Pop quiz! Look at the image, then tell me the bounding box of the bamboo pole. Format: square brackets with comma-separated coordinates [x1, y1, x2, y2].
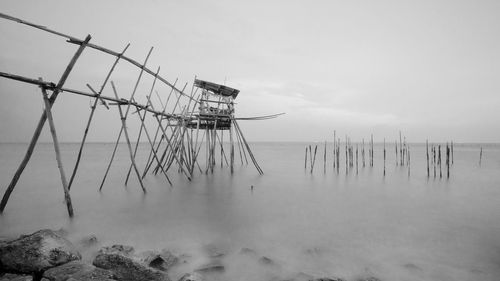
[233, 120, 263, 174]
[304, 147, 308, 170]
[383, 138, 386, 177]
[407, 145, 411, 178]
[312, 145, 318, 173]
[438, 145, 442, 178]
[99, 47, 153, 190]
[40, 83, 74, 217]
[142, 79, 178, 176]
[0, 13, 196, 103]
[323, 141, 327, 173]
[426, 140, 429, 178]
[67, 43, 129, 191]
[433, 146, 436, 178]
[333, 131, 336, 170]
[125, 66, 161, 185]
[110, 82, 146, 192]
[371, 134, 374, 167]
[356, 144, 358, 175]
[394, 140, 399, 166]
[479, 147, 483, 166]
[0, 35, 91, 213]
[446, 144, 450, 179]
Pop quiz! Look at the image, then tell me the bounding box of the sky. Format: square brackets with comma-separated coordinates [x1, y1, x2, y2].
[0, 0, 499, 143]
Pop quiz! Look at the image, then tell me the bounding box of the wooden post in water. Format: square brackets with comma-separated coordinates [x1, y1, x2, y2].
[426, 140, 430, 178]
[110, 82, 146, 192]
[383, 138, 386, 177]
[433, 146, 436, 178]
[323, 141, 327, 174]
[446, 143, 450, 179]
[304, 147, 308, 170]
[438, 145, 442, 179]
[370, 134, 374, 167]
[479, 147, 483, 166]
[333, 131, 336, 170]
[68, 43, 129, 191]
[399, 131, 403, 166]
[0, 35, 91, 213]
[311, 145, 318, 173]
[356, 144, 358, 175]
[40, 83, 74, 217]
[345, 137, 348, 174]
[362, 138, 365, 167]
[395, 140, 398, 166]
[407, 145, 411, 178]
[100, 47, 153, 191]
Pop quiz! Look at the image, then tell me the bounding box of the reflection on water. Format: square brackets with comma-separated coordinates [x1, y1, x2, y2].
[1, 142, 499, 281]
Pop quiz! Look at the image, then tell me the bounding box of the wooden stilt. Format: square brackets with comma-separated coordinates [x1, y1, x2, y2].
[40, 83, 74, 217]
[125, 66, 161, 185]
[383, 138, 386, 177]
[99, 47, 153, 190]
[479, 147, 483, 166]
[0, 35, 91, 213]
[68, 44, 129, 191]
[110, 82, 146, 192]
[426, 140, 430, 178]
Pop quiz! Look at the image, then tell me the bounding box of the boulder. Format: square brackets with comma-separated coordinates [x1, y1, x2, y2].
[177, 273, 203, 281]
[93, 245, 169, 281]
[0, 274, 32, 281]
[0, 229, 81, 273]
[43, 260, 116, 281]
[139, 250, 179, 271]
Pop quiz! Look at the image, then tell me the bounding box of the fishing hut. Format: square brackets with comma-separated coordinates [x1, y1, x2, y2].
[186, 79, 263, 175]
[0, 12, 279, 217]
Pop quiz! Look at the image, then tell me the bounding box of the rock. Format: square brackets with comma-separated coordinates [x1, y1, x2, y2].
[194, 261, 225, 273]
[139, 250, 179, 271]
[0, 229, 81, 273]
[97, 245, 134, 256]
[0, 274, 33, 281]
[177, 273, 203, 281]
[43, 260, 116, 281]
[93, 246, 169, 281]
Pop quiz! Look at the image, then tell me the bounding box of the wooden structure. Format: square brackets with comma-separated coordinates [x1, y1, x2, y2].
[0, 13, 282, 217]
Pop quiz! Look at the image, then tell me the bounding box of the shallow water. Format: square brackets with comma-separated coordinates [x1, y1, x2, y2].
[1, 142, 499, 281]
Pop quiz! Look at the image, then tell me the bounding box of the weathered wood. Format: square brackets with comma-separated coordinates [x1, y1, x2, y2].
[125, 66, 160, 185]
[40, 84, 74, 217]
[0, 35, 90, 213]
[426, 140, 429, 178]
[110, 82, 146, 192]
[0, 12, 196, 104]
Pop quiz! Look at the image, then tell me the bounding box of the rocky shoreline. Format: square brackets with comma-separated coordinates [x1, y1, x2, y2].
[0, 229, 381, 281]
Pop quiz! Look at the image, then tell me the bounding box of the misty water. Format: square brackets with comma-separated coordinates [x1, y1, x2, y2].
[0, 142, 499, 281]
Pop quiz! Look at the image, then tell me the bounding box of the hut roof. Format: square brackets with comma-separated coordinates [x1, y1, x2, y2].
[194, 79, 239, 99]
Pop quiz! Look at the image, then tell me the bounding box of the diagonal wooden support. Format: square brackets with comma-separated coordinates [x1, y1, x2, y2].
[0, 35, 91, 213]
[110, 81, 146, 193]
[40, 81, 74, 217]
[67, 43, 129, 191]
[99, 47, 153, 191]
[125, 66, 160, 185]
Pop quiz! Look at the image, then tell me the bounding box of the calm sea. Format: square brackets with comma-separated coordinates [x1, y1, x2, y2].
[0, 142, 499, 281]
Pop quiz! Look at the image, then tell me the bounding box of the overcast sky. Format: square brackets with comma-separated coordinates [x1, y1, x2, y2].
[1, 0, 499, 143]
